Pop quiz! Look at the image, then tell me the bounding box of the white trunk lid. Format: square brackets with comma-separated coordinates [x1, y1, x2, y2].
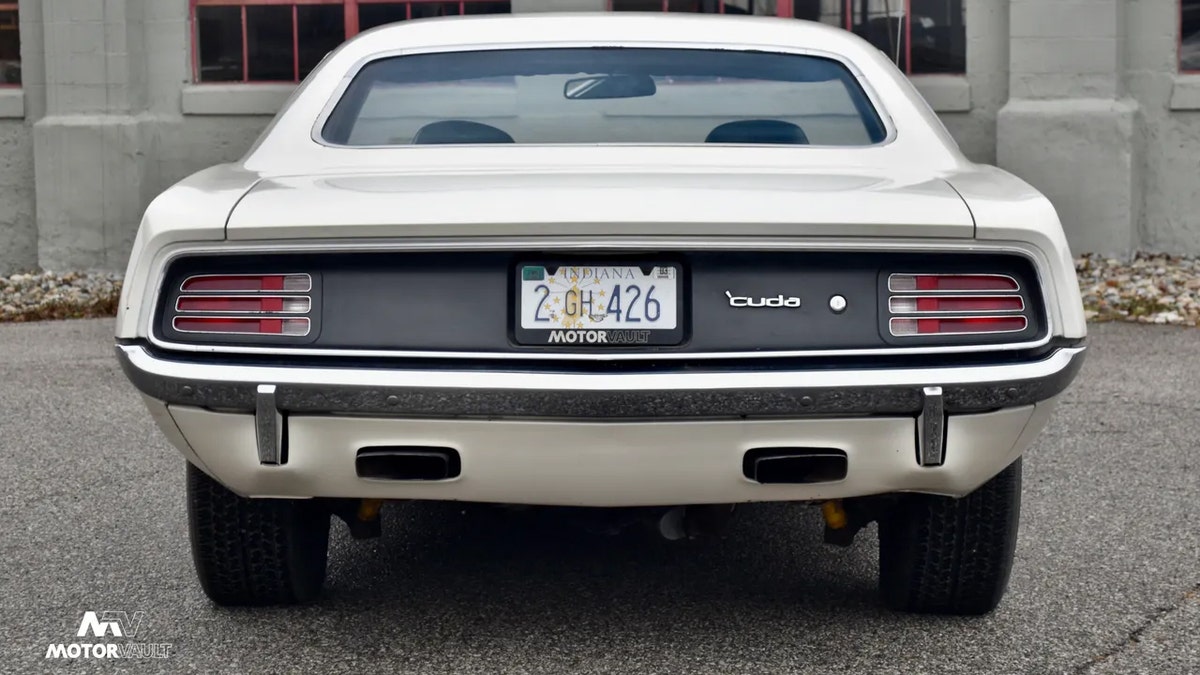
[226, 169, 974, 240]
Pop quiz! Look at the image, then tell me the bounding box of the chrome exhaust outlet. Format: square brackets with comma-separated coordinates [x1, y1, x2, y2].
[355, 446, 461, 481]
[743, 447, 848, 484]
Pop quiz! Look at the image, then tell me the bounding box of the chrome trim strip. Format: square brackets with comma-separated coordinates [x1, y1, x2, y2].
[918, 386, 945, 466]
[172, 316, 312, 337]
[255, 384, 283, 465]
[887, 273, 1021, 294]
[888, 316, 1029, 338]
[117, 344, 1085, 419]
[888, 295, 1025, 315]
[175, 295, 312, 315]
[140, 238, 1056, 361]
[179, 273, 312, 294]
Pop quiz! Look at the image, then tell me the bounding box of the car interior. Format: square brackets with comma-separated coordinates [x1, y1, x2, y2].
[408, 118, 812, 145]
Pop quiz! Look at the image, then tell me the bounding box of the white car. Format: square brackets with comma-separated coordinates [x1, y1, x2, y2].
[115, 13, 1087, 614]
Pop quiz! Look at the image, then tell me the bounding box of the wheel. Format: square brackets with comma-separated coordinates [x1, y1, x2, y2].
[878, 458, 1022, 615]
[186, 463, 330, 606]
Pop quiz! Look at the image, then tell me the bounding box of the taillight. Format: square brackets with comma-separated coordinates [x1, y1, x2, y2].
[180, 274, 311, 293]
[173, 317, 311, 336]
[888, 274, 1019, 292]
[887, 273, 1028, 338]
[176, 296, 311, 313]
[172, 274, 314, 338]
[888, 295, 1024, 314]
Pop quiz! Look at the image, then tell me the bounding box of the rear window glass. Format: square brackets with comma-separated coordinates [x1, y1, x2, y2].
[321, 47, 888, 147]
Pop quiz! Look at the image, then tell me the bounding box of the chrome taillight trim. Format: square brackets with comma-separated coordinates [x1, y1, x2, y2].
[888, 295, 1026, 315]
[139, 238, 1057, 361]
[172, 316, 312, 337]
[175, 295, 312, 314]
[887, 273, 1021, 293]
[889, 316, 1029, 337]
[179, 273, 313, 294]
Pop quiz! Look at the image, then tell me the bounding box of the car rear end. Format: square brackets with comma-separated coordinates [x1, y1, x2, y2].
[114, 15, 1086, 613]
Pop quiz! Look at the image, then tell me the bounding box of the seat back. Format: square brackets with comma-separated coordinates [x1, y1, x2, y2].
[705, 120, 809, 145]
[412, 120, 514, 145]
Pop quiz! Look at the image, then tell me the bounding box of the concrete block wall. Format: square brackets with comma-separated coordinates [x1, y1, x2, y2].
[0, 0, 1198, 273]
[998, 0, 1141, 257]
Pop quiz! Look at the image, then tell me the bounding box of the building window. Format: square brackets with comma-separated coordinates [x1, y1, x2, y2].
[798, 0, 965, 74]
[0, 3, 19, 86]
[612, 0, 965, 75]
[609, 0, 778, 15]
[192, 0, 513, 83]
[1184, 0, 1200, 72]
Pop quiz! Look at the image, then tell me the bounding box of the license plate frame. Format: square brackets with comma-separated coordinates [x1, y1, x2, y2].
[512, 261, 685, 347]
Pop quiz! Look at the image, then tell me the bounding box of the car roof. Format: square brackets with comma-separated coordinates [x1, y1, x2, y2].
[241, 12, 969, 175]
[344, 13, 869, 61]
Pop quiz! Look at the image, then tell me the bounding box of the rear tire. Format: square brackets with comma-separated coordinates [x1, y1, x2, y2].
[878, 458, 1022, 615]
[187, 463, 330, 606]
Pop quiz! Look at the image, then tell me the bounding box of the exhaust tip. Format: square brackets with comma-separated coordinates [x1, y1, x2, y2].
[356, 446, 461, 481]
[743, 447, 848, 484]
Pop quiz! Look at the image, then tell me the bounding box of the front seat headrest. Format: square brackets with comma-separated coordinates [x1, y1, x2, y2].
[412, 120, 514, 145]
[705, 119, 809, 145]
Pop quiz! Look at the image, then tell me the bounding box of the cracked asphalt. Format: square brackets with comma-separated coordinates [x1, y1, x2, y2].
[0, 319, 1197, 674]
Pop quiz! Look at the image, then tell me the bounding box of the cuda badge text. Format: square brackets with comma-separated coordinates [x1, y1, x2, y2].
[725, 291, 802, 308]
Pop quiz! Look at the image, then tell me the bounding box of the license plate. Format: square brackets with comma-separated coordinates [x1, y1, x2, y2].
[514, 263, 683, 346]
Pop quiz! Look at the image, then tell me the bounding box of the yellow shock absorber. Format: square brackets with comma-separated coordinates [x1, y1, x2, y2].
[357, 498, 384, 523]
[821, 500, 848, 530]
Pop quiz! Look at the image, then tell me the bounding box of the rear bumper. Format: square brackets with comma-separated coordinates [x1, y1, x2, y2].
[118, 344, 1084, 505]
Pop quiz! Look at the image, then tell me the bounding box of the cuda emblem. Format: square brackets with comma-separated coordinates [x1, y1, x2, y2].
[725, 291, 802, 308]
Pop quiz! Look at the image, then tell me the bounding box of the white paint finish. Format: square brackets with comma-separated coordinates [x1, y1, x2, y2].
[944, 165, 1089, 338]
[114, 163, 260, 336]
[224, 168, 976, 240]
[166, 404, 1036, 504]
[0, 89, 24, 118]
[1168, 75, 1200, 110]
[109, 15, 1084, 346]
[181, 84, 298, 116]
[910, 76, 972, 113]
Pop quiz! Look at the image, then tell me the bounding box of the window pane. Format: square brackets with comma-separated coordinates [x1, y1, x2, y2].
[797, 0, 965, 74]
[1184, 0, 1200, 72]
[360, 3, 409, 31]
[910, 0, 965, 74]
[0, 8, 18, 85]
[297, 4, 344, 79]
[196, 5, 243, 83]
[463, 1, 511, 15]
[410, 3, 462, 19]
[246, 5, 294, 81]
[323, 48, 887, 146]
[611, 0, 665, 10]
[721, 0, 778, 15]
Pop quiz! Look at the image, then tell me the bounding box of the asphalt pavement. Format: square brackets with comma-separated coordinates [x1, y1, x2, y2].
[0, 319, 1197, 674]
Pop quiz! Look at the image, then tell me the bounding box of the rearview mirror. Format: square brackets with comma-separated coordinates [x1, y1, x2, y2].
[563, 74, 657, 100]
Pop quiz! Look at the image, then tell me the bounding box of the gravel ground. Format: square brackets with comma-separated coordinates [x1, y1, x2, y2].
[2, 253, 1200, 325]
[0, 271, 122, 322]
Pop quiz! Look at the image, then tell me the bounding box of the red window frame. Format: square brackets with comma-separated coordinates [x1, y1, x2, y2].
[607, 0, 948, 76]
[190, 0, 511, 83]
[0, 2, 19, 88]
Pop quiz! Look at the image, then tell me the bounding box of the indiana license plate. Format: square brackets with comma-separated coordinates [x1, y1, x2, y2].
[513, 263, 683, 346]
